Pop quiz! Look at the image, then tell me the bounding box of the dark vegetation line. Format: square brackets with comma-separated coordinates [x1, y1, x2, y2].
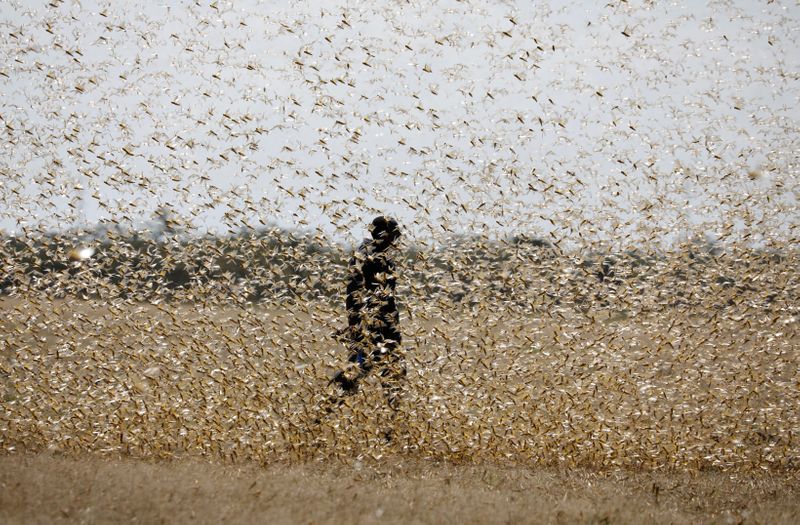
[0, 224, 793, 311]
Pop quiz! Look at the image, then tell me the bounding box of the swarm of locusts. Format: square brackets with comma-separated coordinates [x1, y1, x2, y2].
[1, 1, 798, 472]
[1, 236, 798, 471]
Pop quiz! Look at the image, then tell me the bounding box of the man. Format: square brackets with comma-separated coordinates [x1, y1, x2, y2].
[332, 216, 404, 408]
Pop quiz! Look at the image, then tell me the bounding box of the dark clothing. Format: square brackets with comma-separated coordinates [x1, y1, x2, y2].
[345, 238, 401, 362]
[333, 238, 403, 402]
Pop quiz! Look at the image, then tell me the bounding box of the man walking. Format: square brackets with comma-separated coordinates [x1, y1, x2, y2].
[332, 216, 404, 409]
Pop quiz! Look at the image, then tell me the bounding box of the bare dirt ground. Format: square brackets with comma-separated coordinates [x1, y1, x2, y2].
[1, 454, 798, 524]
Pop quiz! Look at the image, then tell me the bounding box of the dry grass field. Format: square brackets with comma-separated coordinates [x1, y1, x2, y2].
[1, 248, 799, 523]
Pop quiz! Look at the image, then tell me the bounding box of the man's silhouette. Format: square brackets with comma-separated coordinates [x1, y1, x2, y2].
[332, 216, 404, 408]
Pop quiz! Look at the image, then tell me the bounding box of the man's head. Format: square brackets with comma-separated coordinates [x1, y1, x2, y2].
[369, 216, 401, 248]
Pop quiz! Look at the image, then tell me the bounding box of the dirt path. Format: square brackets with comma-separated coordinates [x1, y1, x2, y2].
[1, 454, 798, 524]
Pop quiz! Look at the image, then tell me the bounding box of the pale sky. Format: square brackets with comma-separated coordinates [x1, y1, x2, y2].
[1, 0, 798, 249]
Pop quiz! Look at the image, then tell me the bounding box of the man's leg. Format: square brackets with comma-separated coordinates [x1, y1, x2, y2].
[316, 344, 363, 424]
[378, 352, 405, 410]
[372, 322, 404, 410]
[332, 328, 372, 394]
